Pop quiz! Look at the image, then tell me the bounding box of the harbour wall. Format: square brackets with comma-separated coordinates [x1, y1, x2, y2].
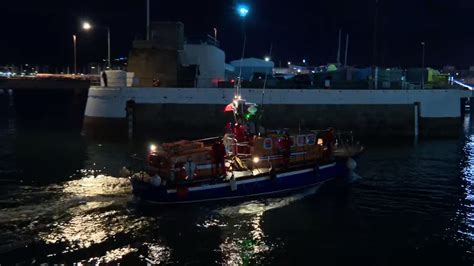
[83, 87, 472, 139]
[0, 79, 90, 130]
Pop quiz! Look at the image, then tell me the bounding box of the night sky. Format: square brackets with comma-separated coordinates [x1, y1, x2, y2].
[1, 0, 474, 69]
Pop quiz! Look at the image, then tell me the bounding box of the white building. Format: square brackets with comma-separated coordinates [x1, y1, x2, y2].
[181, 44, 225, 88]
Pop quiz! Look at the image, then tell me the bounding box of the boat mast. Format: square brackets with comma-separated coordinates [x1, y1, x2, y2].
[235, 4, 250, 99]
[336, 28, 342, 66]
[236, 34, 246, 98]
[344, 34, 349, 67]
[261, 43, 273, 107]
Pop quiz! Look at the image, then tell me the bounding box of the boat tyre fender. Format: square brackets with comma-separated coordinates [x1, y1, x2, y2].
[230, 177, 238, 191]
[314, 165, 320, 178]
[270, 168, 277, 180]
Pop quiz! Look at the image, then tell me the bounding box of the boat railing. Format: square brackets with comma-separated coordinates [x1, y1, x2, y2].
[235, 142, 252, 157]
[223, 134, 253, 157]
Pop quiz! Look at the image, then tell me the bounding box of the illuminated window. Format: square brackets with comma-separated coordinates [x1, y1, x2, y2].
[307, 134, 316, 145]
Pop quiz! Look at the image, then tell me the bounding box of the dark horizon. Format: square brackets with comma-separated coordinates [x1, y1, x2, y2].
[1, 0, 474, 69]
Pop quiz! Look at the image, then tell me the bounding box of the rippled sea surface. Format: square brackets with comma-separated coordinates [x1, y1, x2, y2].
[0, 103, 473, 264]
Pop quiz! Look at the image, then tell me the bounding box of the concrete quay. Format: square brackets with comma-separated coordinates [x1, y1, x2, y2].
[83, 86, 473, 139]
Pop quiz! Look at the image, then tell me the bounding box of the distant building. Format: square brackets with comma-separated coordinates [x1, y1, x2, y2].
[127, 21, 226, 87]
[229, 58, 274, 81]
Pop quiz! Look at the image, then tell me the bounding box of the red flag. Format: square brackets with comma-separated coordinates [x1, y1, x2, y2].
[224, 103, 234, 112]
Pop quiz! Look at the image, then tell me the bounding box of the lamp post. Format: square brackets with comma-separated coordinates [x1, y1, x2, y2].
[236, 4, 249, 97]
[421, 42, 425, 89]
[72, 34, 77, 74]
[82, 22, 111, 69]
[421, 42, 425, 68]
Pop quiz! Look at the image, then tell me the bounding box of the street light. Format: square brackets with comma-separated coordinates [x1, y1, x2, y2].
[82, 22, 92, 30]
[82, 21, 111, 69]
[235, 3, 250, 97]
[421, 42, 425, 69]
[420, 42, 426, 89]
[237, 4, 249, 17]
[72, 34, 77, 74]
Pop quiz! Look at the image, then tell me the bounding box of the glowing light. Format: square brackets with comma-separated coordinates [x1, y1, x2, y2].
[287, 61, 291, 65]
[317, 138, 323, 145]
[149, 144, 157, 152]
[297, 69, 301, 73]
[248, 105, 257, 114]
[237, 4, 250, 17]
[83, 22, 92, 30]
[252, 157, 260, 163]
[303, 59, 306, 64]
[264, 57, 270, 62]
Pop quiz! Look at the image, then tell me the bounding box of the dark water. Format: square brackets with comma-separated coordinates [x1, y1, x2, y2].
[0, 96, 473, 264]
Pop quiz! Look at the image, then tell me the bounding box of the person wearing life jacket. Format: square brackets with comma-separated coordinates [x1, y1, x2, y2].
[174, 162, 187, 182]
[212, 140, 226, 176]
[185, 157, 196, 181]
[279, 132, 293, 168]
[225, 122, 233, 134]
[324, 127, 336, 160]
[233, 122, 246, 142]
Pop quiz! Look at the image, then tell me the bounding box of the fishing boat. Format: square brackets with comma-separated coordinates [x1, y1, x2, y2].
[128, 97, 363, 204]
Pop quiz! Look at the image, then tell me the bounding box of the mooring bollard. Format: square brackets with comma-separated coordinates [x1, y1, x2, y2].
[126, 100, 136, 140]
[414, 102, 420, 140]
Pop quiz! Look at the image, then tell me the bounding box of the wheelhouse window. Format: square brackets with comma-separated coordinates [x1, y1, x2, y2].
[264, 138, 273, 150]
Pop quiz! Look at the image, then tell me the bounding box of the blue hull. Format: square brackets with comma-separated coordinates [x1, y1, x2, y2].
[130, 160, 349, 204]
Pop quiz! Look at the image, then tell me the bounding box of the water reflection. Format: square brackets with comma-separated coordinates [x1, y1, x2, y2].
[142, 242, 172, 264]
[459, 134, 474, 242]
[39, 176, 138, 253]
[210, 187, 321, 264]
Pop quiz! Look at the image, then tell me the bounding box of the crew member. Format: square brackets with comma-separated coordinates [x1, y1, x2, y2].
[324, 127, 336, 160]
[185, 157, 196, 180]
[233, 122, 247, 142]
[279, 133, 293, 168]
[225, 122, 233, 134]
[212, 140, 226, 176]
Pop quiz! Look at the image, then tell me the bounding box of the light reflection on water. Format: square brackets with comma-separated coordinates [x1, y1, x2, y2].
[208, 186, 321, 265]
[459, 134, 474, 242]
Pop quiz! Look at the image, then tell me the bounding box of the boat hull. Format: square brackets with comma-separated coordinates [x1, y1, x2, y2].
[130, 160, 350, 204]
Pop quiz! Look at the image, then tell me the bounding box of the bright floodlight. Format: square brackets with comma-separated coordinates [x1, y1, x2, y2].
[237, 4, 249, 17]
[82, 22, 92, 30]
